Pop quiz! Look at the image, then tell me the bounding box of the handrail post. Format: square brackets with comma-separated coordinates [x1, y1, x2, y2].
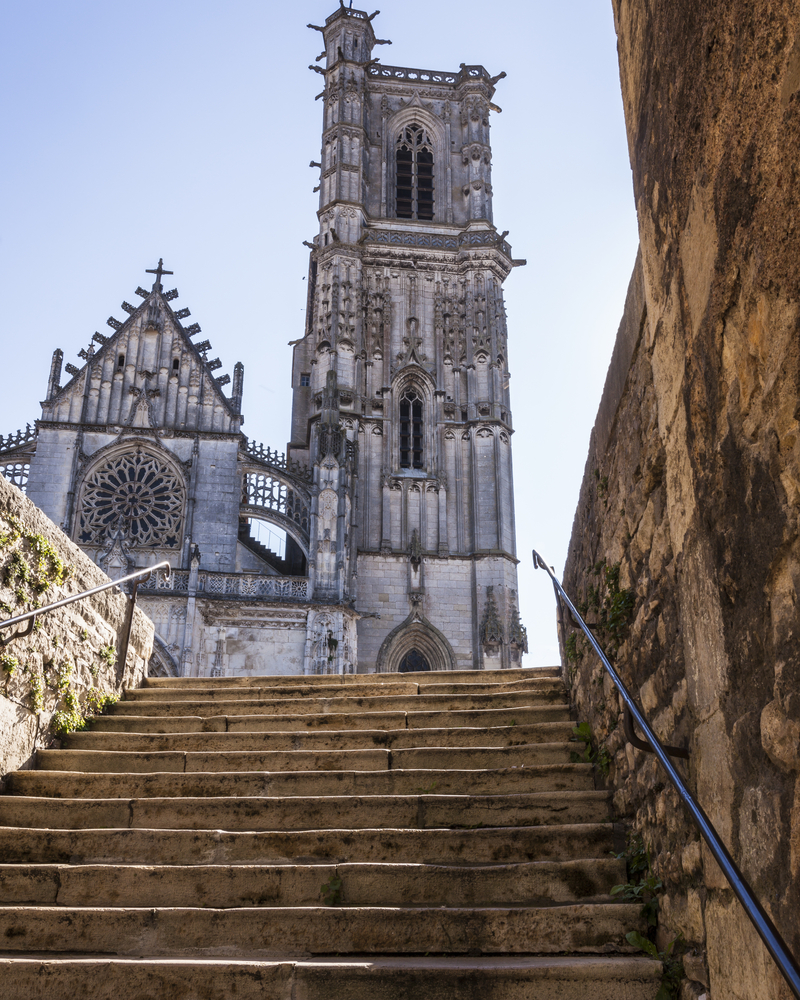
[533, 548, 800, 1000]
[116, 577, 141, 684]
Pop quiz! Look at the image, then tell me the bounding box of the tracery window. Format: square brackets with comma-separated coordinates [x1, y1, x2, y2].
[396, 124, 434, 220]
[399, 649, 430, 672]
[78, 450, 184, 548]
[399, 388, 424, 469]
[1, 463, 30, 493]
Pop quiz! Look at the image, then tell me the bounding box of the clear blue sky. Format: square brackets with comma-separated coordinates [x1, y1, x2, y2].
[0, 1, 639, 665]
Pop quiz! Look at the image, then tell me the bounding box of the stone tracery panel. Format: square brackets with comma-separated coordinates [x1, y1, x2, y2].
[78, 449, 185, 548]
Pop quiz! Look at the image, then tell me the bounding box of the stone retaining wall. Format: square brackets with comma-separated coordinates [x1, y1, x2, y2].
[0, 475, 154, 778]
[563, 3, 800, 996]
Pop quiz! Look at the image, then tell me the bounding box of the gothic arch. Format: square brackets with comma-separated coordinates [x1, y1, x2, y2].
[386, 105, 448, 222]
[390, 364, 436, 474]
[239, 457, 312, 557]
[148, 634, 180, 678]
[376, 612, 456, 673]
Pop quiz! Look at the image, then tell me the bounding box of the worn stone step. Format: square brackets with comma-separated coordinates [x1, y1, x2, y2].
[0, 858, 626, 908]
[0, 823, 619, 866]
[8, 763, 595, 799]
[0, 902, 646, 956]
[136, 676, 565, 699]
[91, 706, 571, 733]
[61, 723, 575, 753]
[142, 667, 554, 689]
[121, 690, 565, 711]
[0, 955, 662, 1000]
[37, 743, 574, 773]
[0, 790, 611, 832]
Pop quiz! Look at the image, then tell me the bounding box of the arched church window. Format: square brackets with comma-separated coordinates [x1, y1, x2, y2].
[399, 388, 423, 469]
[399, 648, 430, 672]
[78, 450, 184, 548]
[396, 124, 434, 221]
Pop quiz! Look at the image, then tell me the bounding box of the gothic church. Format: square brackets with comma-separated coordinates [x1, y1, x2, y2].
[0, 4, 527, 677]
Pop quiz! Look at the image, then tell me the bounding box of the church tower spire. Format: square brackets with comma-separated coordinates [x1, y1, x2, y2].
[290, 7, 526, 671]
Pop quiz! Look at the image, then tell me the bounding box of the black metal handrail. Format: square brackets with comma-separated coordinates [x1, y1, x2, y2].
[0, 561, 171, 671]
[533, 549, 800, 999]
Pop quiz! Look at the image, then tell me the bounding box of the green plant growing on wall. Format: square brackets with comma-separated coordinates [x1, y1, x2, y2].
[98, 645, 116, 667]
[321, 875, 343, 905]
[565, 633, 579, 664]
[596, 563, 636, 650]
[85, 688, 118, 717]
[57, 662, 73, 696]
[1, 652, 19, 678]
[51, 682, 87, 737]
[30, 672, 44, 712]
[0, 515, 71, 608]
[611, 833, 662, 926]
[570, 722, 613, 777]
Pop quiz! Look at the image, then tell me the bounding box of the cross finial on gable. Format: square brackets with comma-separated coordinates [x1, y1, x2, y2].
[145, 258, 174, 291]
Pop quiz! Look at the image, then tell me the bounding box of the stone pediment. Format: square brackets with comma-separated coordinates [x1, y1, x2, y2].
[43, 272, 240, 435]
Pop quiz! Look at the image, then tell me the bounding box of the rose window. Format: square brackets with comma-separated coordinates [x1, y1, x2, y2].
[78, 451, 184, 548]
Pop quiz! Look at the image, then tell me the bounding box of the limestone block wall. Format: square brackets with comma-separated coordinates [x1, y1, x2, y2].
[0, 475, 154, 779]
[25, 427, 78, 528]
[191, 439, 241, 572]
[356, 553, 518, 671]
[563, 3, 800, 993]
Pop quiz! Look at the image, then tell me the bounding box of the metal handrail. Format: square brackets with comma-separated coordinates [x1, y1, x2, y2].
[533, 549, 800, 999]
[0, 561, 171, 670]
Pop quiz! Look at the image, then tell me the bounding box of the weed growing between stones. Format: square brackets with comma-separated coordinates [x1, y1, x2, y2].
[29, 671, 44, 712]
[626, 931, 684, 1000]
[98, 644, 116, 667]
[1, 652, 19, 679]
[50, 685, 119, 737]
[321, 875, 343, 905]
[612, 833, 684, 998]
[611, 833, 661, 926]
[0, 513, 70, 603]
[569, 721, 612, 777]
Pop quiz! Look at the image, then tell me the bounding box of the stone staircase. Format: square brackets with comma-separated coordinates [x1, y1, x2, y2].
[0, 667, 662, 998]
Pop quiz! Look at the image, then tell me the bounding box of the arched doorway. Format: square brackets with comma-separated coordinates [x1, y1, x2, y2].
[376, 614, 455, 673]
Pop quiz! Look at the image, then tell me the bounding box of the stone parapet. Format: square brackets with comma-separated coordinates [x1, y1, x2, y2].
[0, 474, 154, 779]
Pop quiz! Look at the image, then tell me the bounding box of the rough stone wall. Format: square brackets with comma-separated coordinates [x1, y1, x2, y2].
[0, 475, 153, 779]
[563, 3, 800, 997]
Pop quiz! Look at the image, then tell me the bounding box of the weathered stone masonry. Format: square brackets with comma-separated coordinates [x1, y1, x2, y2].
[0, 475, 153, 778]
[564, 3, 800, 997]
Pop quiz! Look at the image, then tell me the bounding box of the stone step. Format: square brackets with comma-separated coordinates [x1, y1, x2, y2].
[61, 724, 575, 753]
[90, 706, 572, 733]
[0, 823, 619, 866]
[0, 858, 627, 908]
[37, 743, 574, 773]
[0, 902, 646, 956]
[0, 789, 611, 832]
[8, 762, 595, 798]
[136, 676, 565, 699]
[142, 667, 557, 689]
[111, 695, 567, 718]
[121, 689, 565, 710]
[0, 955, 662, 1000]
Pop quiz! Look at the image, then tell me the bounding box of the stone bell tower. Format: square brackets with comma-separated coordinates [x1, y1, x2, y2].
[289, 4, 527, 671]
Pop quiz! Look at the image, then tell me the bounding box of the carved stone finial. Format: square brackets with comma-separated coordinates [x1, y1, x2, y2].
[480, 586, 504, 645]
[507, 590, 528, 653]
